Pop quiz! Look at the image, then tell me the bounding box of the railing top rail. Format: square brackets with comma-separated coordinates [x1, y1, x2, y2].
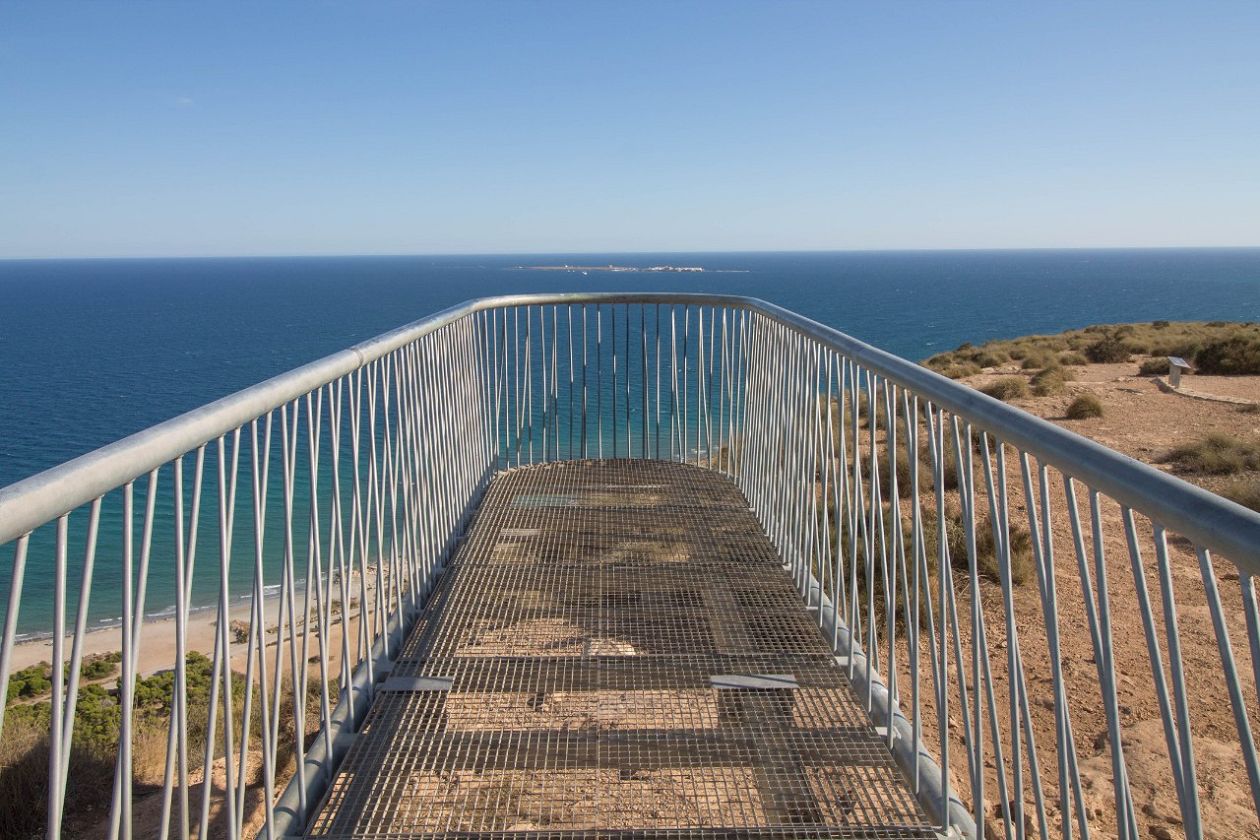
[3, 292, 1258, 569]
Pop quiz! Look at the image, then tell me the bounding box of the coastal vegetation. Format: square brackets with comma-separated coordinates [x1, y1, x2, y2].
[1223, 481, 1260, 513]
[6, 652, 122, 703]
[1029, 366, 1070, 396]
[1163, 433, 1260, 475]
[1065, 393, 1104, 419]
[0, 651, 328, 837]
[979, 377, 1027, 401]
[924, 320, 1260, 379]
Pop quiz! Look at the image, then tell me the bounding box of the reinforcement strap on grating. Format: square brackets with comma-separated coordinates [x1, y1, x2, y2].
[304, 460, 936, 840]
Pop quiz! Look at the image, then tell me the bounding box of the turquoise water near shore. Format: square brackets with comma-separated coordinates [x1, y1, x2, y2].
[2, 248, 1259, 634]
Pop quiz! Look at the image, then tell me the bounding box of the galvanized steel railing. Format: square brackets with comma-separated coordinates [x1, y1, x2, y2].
[1, 293, 1258, 839]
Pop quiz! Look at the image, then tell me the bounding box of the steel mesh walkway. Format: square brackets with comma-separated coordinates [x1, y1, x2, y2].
[304, 460, 935, 839]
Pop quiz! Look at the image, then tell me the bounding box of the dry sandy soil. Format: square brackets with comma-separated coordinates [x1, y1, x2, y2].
[906, 360, 1260, 840]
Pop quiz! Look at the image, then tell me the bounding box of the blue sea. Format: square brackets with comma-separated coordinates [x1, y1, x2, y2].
[2, 248, 1259, 634]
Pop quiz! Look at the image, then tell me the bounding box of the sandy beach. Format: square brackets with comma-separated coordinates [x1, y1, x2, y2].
[9, 567, 389, 680]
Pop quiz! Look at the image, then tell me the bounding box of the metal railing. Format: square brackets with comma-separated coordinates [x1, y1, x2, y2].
[1, 293, 1258, 839]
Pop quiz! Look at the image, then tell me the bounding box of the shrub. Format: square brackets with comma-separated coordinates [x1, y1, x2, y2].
[79, 652, 121, 681]
[1222, 480, 1260, 513]
[1195, 336, 1260, 375]
[1138, 357, 1170, 376]
[1152, 320, 1171, 329]
[1164, 433, 1260, 475]
[973, 352, 1004, 368]
[1020, 350, 1057, 370]
[1030, 367, 1069, 396]
[1148, 340, 1202, 359]
[5, 664, 52, 703]
[1059, 352, 1089, 366]
[1085, 335, 1130, 364]
[980, 377, 1027, 402]
[941, 362, 982, 379]
[921, 509, 1034, 586]
[1065, 394, 1104, 419]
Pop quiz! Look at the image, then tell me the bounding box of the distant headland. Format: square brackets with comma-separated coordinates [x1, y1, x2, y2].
[512, 263, 747, 274]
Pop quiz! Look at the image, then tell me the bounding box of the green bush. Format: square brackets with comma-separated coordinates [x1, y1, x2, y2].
[980, 377, 1028, 401]
[1065, 394, 1104, 419]
[1085, 335, 1130, 364]
[1138, 357, 1170, 376]
[6, 664, 52, 703]
[1164, 433, 1260, 475]
[1059, 352, 1089, 366]
[1195, 336, 1260, 375]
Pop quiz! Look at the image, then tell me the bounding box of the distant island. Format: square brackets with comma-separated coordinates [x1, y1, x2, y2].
[515, 263, 707, 273]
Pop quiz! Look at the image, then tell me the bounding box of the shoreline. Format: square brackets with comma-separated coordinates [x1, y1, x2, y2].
[9, 569, 380, 679]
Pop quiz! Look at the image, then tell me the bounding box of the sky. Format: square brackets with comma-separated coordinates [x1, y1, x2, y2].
[1, 1, 1258, 258]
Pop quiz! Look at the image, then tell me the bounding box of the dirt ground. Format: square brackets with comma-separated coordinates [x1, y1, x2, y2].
[898, 359, 1260, 840]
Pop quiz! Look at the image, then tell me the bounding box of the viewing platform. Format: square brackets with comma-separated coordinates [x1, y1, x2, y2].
[1, 293, 1258, 840]
[306, 460, 931, 838]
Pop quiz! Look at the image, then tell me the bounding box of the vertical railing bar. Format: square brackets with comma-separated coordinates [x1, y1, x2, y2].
[974, 433, 1014, 839]
[1243, 575, 1260, 759]
[58, 496, 102, 822]
[904, 391, 923, 793]
[540, 304, 549, 461]
[1021, 454, 1090, 840]
[655, 303, 662, 460]
[670, 306, 679, 460]
[641, 304, 648, 459]
[0, 534, 31, 749]
[1121, 507, 1189, 818]
[553, 305, 560, 460]
[107, 478, 136, 840]
[1197, 545, 1260, 818]
[949, 417, 982, 828]
[611, 302, 618, 458]
[1152, 524, 1202, 838]
[597, 305, 604, 460]
[582, 305, 589, 459]
[568, 305, 575, 461]
[48, 514, 69, 838]
[624, 302, 631, 458]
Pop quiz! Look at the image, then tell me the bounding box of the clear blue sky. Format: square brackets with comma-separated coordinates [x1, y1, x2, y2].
[2, 1, 1258, 258]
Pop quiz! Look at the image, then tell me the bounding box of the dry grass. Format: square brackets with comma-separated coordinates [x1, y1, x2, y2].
[1065, 393, 1104, 419]
[923, 321, 1260, 378]
[980, 377, 1028, 402]
[1164, 433, 1260, 475]
[1030, 367, 1070, 396]
[1221, 480, 1260, 513]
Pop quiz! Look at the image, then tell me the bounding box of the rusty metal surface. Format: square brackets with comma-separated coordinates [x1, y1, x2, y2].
[304, 460, 934, 839]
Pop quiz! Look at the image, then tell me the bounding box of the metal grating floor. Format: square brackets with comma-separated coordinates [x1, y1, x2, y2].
[304, 460, 936, 840]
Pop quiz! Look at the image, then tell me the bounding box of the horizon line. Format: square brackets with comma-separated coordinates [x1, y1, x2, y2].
[3, 243, 1260, 262]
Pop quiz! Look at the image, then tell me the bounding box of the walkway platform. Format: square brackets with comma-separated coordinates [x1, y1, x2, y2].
[304, 460, 935, 839]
